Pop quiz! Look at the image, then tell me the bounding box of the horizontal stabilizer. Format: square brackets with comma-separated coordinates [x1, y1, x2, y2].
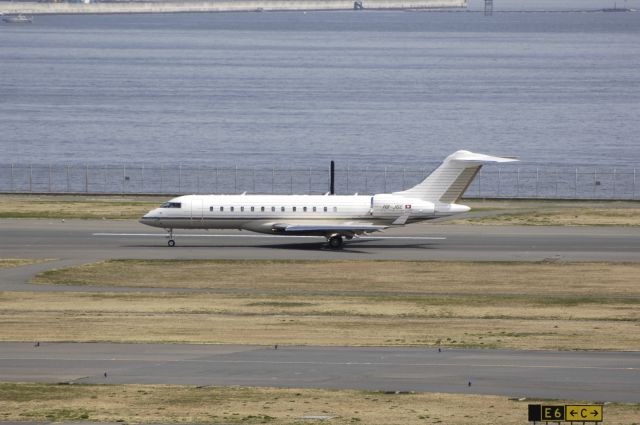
[446, 150, 518, 164]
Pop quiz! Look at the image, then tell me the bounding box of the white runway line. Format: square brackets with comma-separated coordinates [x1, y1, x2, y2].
[362, 236, 446, 240]
[93, 233, 446, 240]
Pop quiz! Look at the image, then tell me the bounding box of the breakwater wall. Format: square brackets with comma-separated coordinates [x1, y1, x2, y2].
[0, 0, 467, 14]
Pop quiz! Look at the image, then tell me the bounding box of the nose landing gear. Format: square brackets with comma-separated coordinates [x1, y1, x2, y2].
[166, 228, 175, 247]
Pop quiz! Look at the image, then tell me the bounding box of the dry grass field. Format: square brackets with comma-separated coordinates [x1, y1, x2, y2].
[0, 195, 158, 219]
[454, 200, 640, 226]
[1, 383, 638, 425]
[0, 259, 48, 269]
[2, 260, 633, 350]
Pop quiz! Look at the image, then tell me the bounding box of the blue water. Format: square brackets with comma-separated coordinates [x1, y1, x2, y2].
[1, 2, 639, 168]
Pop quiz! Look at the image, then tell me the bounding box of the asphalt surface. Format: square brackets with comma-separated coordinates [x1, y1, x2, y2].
[3, 218, 640, 262]
[1, 342, 638, 402]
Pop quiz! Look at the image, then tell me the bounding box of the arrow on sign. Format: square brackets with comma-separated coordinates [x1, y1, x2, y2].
[564, 404, 603, 422]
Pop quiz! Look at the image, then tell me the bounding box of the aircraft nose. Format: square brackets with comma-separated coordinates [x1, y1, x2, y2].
[139, 211, 158, 226]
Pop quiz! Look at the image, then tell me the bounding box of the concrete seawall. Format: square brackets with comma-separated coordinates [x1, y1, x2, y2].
[0, 0, 467, 14]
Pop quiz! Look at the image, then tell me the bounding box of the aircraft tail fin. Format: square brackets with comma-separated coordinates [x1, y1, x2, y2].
[392, 150, 518, 203]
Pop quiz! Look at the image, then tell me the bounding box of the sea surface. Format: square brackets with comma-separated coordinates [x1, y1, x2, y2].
[1, 0, 639, 169]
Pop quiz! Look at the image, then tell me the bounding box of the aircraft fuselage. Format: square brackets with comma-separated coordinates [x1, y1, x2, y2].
[139, 193, 469, 234]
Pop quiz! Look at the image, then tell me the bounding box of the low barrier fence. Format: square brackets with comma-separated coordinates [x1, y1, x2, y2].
[0, 163, 638, 200]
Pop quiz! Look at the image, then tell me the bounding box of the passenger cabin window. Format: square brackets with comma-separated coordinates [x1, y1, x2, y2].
[292, 207, 297, 212]
[241, 206, 245, 212]
[160, 202, 182, 209]
[209, 206, 213, 212]
[281, 206, 285, 212]
[230, 206, 235, 212]
[261, 207, 265, 212]
[333, 206, 337, 212]
[303, 206, 307, 212]
[251, 206, 255, 212]
[220, 206, 224, 212]
[323, 206, 327, 212]
[271, 206, 275, 212]
[312, 206, 316, 212]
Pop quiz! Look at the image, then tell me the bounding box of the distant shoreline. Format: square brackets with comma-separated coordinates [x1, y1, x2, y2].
[0, 0, 467, 15]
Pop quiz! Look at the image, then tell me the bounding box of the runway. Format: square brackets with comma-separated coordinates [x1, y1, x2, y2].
[2, 218, 640, 265]
[1, 342, 638, 403]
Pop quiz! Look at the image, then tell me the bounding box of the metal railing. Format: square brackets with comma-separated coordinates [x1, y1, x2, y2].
[0, 163, 638, 200]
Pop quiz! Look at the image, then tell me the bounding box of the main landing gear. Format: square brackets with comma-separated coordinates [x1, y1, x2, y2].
[166, 228, 175, 247]
[327, 234, 344, 250]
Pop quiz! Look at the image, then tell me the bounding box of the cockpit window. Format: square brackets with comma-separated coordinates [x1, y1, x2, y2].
[160, 202, 182, 208]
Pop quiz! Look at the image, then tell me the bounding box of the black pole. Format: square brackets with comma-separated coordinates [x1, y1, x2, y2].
[330, 161, 335, 195]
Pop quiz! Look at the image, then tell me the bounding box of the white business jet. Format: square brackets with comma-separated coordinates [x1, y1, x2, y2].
[139, 150, 517, 249]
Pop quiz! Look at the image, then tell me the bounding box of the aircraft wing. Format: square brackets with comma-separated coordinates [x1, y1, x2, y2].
[271, 222, 387, 237]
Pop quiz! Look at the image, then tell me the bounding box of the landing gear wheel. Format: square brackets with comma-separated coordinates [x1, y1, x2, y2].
[328, 235, 344, 250]
[166, 228, 175, 247]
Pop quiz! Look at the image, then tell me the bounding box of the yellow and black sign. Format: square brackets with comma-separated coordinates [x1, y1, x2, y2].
[528, 404, 604, 423]
[565, 405, 603, 422]
[542, 405, 565, 421]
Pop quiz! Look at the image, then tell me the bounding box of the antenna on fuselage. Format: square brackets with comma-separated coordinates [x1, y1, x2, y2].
[330, 160, 335, 195]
